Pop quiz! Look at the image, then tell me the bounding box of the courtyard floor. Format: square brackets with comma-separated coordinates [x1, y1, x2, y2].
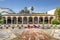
[0, 28, 60, 40]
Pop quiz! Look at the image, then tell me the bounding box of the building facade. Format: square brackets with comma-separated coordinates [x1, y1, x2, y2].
[1, 13, 56, 27]
[0, 7, 57, 28]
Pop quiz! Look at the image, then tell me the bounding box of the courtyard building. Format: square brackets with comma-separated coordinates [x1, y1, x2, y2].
[0, 7, 57, 28]
[1, 13, 55, 27]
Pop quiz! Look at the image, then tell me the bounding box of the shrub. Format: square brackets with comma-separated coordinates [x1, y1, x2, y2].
[52, 19, 59, 24]
[0, 19, 3, 24]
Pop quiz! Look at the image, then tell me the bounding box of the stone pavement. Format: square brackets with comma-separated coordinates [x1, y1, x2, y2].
[0, 29, 16, 40]
[12, 28, 60, 39]
[0, 28, 60, 40]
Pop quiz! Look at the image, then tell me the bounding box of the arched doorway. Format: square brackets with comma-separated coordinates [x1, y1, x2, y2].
[2, 17, 6, 24]
[7, 17, 11, 24]
[12, 17, 16, 24]
[23, 17, 27, 24]
[50, 17, 53, 24]
[44, 17, 48, 24]
[34, 17, 38, 24]
[29, 17, 33, 24]
[18, 17, 22, 24]
[39, 17, 43, 24]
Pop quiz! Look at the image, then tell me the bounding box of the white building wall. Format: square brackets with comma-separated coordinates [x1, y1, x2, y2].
[47, 9, 56, 15]
[0, 7, 14, 15]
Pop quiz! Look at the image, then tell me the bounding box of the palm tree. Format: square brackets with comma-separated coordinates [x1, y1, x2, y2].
[31, 6, 34, 13]
[24, 7, 30, 13]
[20, 7, 30, 14]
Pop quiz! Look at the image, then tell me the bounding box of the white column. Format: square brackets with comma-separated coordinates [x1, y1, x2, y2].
[16, 17, 18, 24]
[22, 16, 23, 24]
[11, 16, 13, 24]
[43, 16, 45, 24]
[33, 17, 34, 24]
[27, 16, 29, 24]
[48, 16, 50, 24]
[38, 16, 39, 24]
[6, 16, 7, 24]
[53, 16, 55, 19]
[51, 16, 55, 24]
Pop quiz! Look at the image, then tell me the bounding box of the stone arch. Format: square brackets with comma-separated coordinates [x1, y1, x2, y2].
[12, 17, 16, 24]
[23, 17, 27, 24]
[18, 17, 22, 24]
[7, 17, 11, 24]
[34, 17, 38, 24]
[29, 17, 33, 24]
[50, 17, 53, 24]
[39, 17, 43, 24]
[44, 17, 48, 24]
[2, 17, 6, 24]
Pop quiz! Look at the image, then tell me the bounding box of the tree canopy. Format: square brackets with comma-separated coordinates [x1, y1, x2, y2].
[19, 6, 34, 14]
[0, 13, 3, 24]
[55, 8, 60, 21]
[31, 6, 34, 11]
[20, 7, 30, 14]
[52, 19, 59, 25]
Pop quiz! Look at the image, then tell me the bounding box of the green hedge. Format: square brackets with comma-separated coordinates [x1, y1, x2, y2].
[52, 19, 60, 24]
[0, 19, 3, 24]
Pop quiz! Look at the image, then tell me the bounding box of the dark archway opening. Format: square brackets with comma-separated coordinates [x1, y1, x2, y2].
[29, 17, 33, 24]
[7, 17, 11, 24]
[50, 17, 53, 24]
[12, 17, 16, 24]
[23, 17, 27, 24]
[34, 17, 38, 24]
[39, 17, 43, 24]
[44, 17, 48, 24]
[18, 17, 22, 24]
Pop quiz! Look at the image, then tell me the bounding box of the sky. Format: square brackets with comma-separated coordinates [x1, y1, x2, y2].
[0, 0, 60, 13]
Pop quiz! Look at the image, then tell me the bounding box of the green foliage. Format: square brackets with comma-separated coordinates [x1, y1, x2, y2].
[54, 8, 60, 21]
[0, 13, 1, 18]
[58, 12, 60, 17]
[0, 13, 3, 24]
[56, 8, 60, 17]
[52, 19, 59, 24]
[55, 8, 60, 15]
[31, 6, 34, 11]
[20, 9, 24, 13]
[0, 19, 3, 24]
[20, 7, 30, 14]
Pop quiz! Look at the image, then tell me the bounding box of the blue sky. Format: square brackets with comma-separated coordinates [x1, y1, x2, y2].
[0, 0, 60, 13]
